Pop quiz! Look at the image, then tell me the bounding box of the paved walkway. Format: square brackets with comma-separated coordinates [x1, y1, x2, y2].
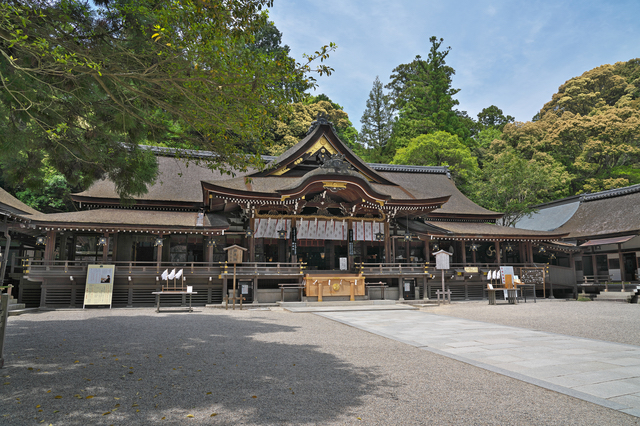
[318, 310, 640, 418]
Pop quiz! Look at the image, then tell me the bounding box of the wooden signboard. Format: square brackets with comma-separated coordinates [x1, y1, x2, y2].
[434, 250, 453, 270]
[83, 264, 115, 308]
[224, 245, 247, 264]
[521, 268, 544, 286]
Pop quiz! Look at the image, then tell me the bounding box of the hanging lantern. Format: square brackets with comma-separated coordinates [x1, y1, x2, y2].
[277, 229, 287, 239]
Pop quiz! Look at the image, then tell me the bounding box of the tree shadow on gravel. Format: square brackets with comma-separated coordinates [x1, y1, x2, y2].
[3, 311, 383, 425]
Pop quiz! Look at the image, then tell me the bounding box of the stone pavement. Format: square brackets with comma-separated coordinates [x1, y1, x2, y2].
[317, 310, 640, 418]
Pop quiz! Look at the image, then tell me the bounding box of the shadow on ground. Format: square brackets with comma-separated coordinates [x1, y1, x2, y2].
[2, 310, 380, 425]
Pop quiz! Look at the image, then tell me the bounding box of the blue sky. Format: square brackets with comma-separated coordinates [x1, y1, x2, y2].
[268, 0, 640, 130]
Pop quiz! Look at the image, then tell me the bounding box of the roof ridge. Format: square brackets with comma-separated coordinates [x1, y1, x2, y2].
[141, 145, 452, 177]
[582, 183, 640, 201]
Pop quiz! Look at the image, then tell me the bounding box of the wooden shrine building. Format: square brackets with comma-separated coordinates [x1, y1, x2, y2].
[0, 117, 572, 307]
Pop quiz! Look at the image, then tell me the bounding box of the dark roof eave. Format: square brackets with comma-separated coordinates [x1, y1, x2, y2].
[71, 195, 203, 210]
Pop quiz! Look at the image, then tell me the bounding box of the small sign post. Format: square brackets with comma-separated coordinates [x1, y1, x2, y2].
[434, 250, 453, 304]
[224, 245, 247, 310]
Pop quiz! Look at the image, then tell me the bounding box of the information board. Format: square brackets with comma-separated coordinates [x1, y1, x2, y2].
[521, 268, 544, 285]
[500, 266, 515, 286]
[83, 264, 115, 308]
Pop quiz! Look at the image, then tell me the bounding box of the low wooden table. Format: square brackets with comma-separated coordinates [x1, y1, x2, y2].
[278, 284, 305, 302]
[152, 291, 197, 313]
[487, 288, 518, 305]
[365, 282, 388, 300]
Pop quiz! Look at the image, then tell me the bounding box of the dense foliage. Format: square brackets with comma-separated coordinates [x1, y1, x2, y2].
[0, 0, 335, 200]
[355, 45, 640, 225]
[265, 94, 359, 156]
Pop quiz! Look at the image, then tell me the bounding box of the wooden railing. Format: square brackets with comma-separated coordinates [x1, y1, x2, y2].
[358, 262, 546, 277]
[23, 259, 305, 279]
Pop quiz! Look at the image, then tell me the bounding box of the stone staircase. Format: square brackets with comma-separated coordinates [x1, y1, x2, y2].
[593, 286, 640, 303]
[4, 295, 27, 316]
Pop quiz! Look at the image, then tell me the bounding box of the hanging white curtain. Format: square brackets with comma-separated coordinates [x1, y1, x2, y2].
[364, 222, 372, 241]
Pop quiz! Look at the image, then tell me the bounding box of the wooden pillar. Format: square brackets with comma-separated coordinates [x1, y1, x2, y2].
[111, 232, 118, 262]
[253, 276, 259, 303]
[495, 241, 501, 266]
[471, 242, 477, 264]
[404, 237, 410, 264]
[44, 230, 57, 261]
[156, 232, 163, 271]
[530, 242, 535, 264]
[328, 241, 335, 270]
[424, 238, 430, 264]
[461, 240, 467, 265]
[618, 243, 625, 281]
[222, 276, 228, 305]
[384, 222, 391, 264]
[248, 218, 255, 262]
[0, 228, 11, 298]
[206, 237, 214, 265]
[347, 219, 354, 271]
[102, 232, 109, 262]
[570, 252, 577, 299]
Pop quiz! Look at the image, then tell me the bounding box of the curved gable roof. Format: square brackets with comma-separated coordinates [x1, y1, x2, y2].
[254, 121, 395, 185]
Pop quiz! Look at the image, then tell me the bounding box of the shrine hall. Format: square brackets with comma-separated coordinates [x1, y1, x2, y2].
[0, 117, 574, 308]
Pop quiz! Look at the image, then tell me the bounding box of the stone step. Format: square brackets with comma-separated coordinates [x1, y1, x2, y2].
[8, 303, 26, 310]
[594, 290, 637, 302]
[279, 300, 397, 308]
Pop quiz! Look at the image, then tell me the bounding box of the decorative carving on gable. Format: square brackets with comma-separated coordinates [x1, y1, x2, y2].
[307, 191, 337, 205]
[306, 113, 335, 135]
[320, 153, 351, 174]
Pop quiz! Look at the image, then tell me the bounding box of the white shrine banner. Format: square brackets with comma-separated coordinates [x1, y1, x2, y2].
[372, 222, 381, 240]
[309, 220, 319, 239]
[316, 220, 326, 240]
[255, 219, 382, 241]
[254, 218, 291, 239]
[364, 222, 372, 241]
[254, 217, 268, 238]
[355, 221, 364, 241]
[292, 219, 348, 240]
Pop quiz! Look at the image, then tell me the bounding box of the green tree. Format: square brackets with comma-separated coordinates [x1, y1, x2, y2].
[385, 37, 470, 157]
[476, 105, 514, 131]
[472, 142, 572, 227]
[13, 169, 77, 213]
[0, 0, 335, 200]
[267, 96, 360, 156]
[359, 76, 395, 163]
[391, 131, 478, 191]
[495, 59, 640, 195]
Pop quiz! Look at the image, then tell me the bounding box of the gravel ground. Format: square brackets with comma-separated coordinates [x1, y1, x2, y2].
[1, 304, 639, 425]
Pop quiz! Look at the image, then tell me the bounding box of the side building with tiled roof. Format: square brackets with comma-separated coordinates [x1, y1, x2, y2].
[515, 184, 640, 284]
